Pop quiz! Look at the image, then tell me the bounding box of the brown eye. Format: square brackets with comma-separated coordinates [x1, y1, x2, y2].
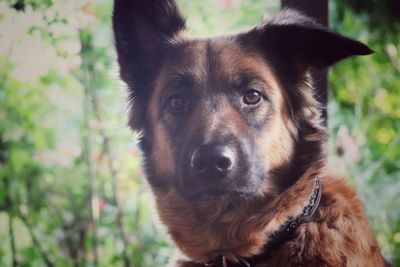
[168, 94, 186, 112]
[243, 89, 262, 105]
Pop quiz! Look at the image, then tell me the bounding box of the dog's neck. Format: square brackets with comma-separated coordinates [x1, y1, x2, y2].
[204, 176, 322, 267]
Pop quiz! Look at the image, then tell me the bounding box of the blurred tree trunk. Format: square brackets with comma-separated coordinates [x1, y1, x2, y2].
[80, 39, 100, 266]
[83, 78, 99, 267]
[78, 29, 131, 266]
[281, 0, 329, 125]
[91, 91, 131, 267]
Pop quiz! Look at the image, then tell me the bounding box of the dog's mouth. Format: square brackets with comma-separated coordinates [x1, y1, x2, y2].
[177, 168, 265, 202]
[181, 188, 256, 202]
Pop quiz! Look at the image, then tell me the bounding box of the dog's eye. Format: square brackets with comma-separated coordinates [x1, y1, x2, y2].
[243, 89, 262, 105]
[168, 94, 186, 112]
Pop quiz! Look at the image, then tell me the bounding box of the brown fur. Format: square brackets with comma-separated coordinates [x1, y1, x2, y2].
[112, 1, 387, 266]
[171, 176, 387, 267]
[260, 176, 386, 267]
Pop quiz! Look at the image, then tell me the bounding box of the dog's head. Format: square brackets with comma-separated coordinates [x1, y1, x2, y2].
[113, 0, 372, 260]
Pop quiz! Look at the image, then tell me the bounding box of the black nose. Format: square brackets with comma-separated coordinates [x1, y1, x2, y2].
[190, 145, 235, 178]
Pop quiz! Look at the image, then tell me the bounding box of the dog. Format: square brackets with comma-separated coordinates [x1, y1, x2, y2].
[112, 0, 389, 266]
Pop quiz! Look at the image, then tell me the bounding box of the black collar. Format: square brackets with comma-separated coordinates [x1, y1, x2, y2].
[204, 176, 322, 267]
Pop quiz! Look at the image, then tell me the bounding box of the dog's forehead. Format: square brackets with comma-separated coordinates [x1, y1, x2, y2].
[161, 38, 274, 92]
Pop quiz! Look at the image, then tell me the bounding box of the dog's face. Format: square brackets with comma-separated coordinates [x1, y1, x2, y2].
[113, 0, 372, 260]
[147, 39, 295, 200]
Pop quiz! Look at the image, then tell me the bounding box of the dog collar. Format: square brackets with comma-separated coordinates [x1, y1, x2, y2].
[204, 176, 322, 267]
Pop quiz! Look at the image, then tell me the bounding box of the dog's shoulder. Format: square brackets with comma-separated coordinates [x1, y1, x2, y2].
[319, 175, 365, 216]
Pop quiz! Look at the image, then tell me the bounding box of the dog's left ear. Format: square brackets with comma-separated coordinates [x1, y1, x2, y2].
[112, 0, 186, 93]
[241, 9, 373, 68]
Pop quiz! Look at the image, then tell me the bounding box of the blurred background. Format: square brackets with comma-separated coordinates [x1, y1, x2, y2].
[0, 0, 399, 266]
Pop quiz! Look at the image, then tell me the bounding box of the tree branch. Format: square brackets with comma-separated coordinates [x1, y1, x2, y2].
[8, 213, 18, 267]
[19, 215, 55, 267]
[2, 172, 18, 267]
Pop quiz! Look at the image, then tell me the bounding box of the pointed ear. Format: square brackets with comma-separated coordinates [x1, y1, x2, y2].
[241, 9, 373, 68]
[112, 0, 186, 94]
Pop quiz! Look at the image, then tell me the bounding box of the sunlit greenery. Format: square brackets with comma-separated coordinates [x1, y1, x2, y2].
[0, 0, 399, 266]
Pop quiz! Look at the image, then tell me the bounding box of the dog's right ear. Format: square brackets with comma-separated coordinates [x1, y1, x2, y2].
[239, 9, 372, 69]
[113, 0, 186, 97]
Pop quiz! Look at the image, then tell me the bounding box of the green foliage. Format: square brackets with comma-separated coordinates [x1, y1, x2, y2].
[0, 0, 399, 266]
[0, 1, 170, 266]
[177, 0, 279, 36]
